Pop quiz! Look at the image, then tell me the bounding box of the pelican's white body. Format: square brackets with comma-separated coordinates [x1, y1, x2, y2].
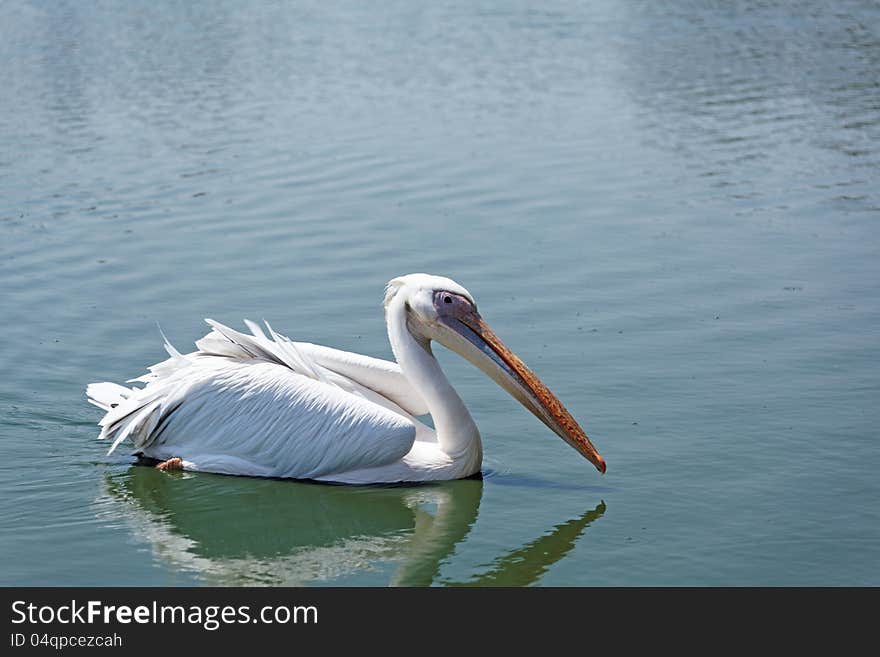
[87, 275, 484, 484]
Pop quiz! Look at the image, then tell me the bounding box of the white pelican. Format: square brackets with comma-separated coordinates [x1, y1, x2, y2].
[87, 273, 605, 483]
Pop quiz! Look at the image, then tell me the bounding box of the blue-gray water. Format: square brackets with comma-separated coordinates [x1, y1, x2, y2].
[2, 1, 878, 586]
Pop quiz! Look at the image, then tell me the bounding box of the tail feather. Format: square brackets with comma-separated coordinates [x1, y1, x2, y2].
[86, 382, 135, 411]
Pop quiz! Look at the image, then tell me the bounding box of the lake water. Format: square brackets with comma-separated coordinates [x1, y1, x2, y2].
[1, 1, 878, 586]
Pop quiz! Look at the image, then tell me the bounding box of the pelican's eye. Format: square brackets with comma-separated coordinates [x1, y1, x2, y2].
[433, 289, 470, 314]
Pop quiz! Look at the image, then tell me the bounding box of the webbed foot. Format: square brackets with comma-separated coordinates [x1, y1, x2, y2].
[156, 457, 184, 472]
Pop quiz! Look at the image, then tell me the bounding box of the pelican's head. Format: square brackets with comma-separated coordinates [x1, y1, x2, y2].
[385, 273, 606, 474]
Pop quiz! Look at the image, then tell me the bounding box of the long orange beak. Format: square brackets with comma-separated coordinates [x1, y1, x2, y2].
[436, 310, 606, 474]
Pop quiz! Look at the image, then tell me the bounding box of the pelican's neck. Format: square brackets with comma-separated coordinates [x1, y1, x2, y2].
[386, 298, 482, 464]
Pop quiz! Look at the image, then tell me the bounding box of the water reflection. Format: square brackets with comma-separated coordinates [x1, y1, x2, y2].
[449, 502, 606, 587]
[97, 466, 604, 586]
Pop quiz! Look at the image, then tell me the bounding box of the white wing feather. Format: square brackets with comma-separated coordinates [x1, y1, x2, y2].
[87, 320, 418, 480]
[291, 342, 429, 416]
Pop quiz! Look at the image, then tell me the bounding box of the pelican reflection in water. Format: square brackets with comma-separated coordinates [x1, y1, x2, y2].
[96, 467, 606, 586]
